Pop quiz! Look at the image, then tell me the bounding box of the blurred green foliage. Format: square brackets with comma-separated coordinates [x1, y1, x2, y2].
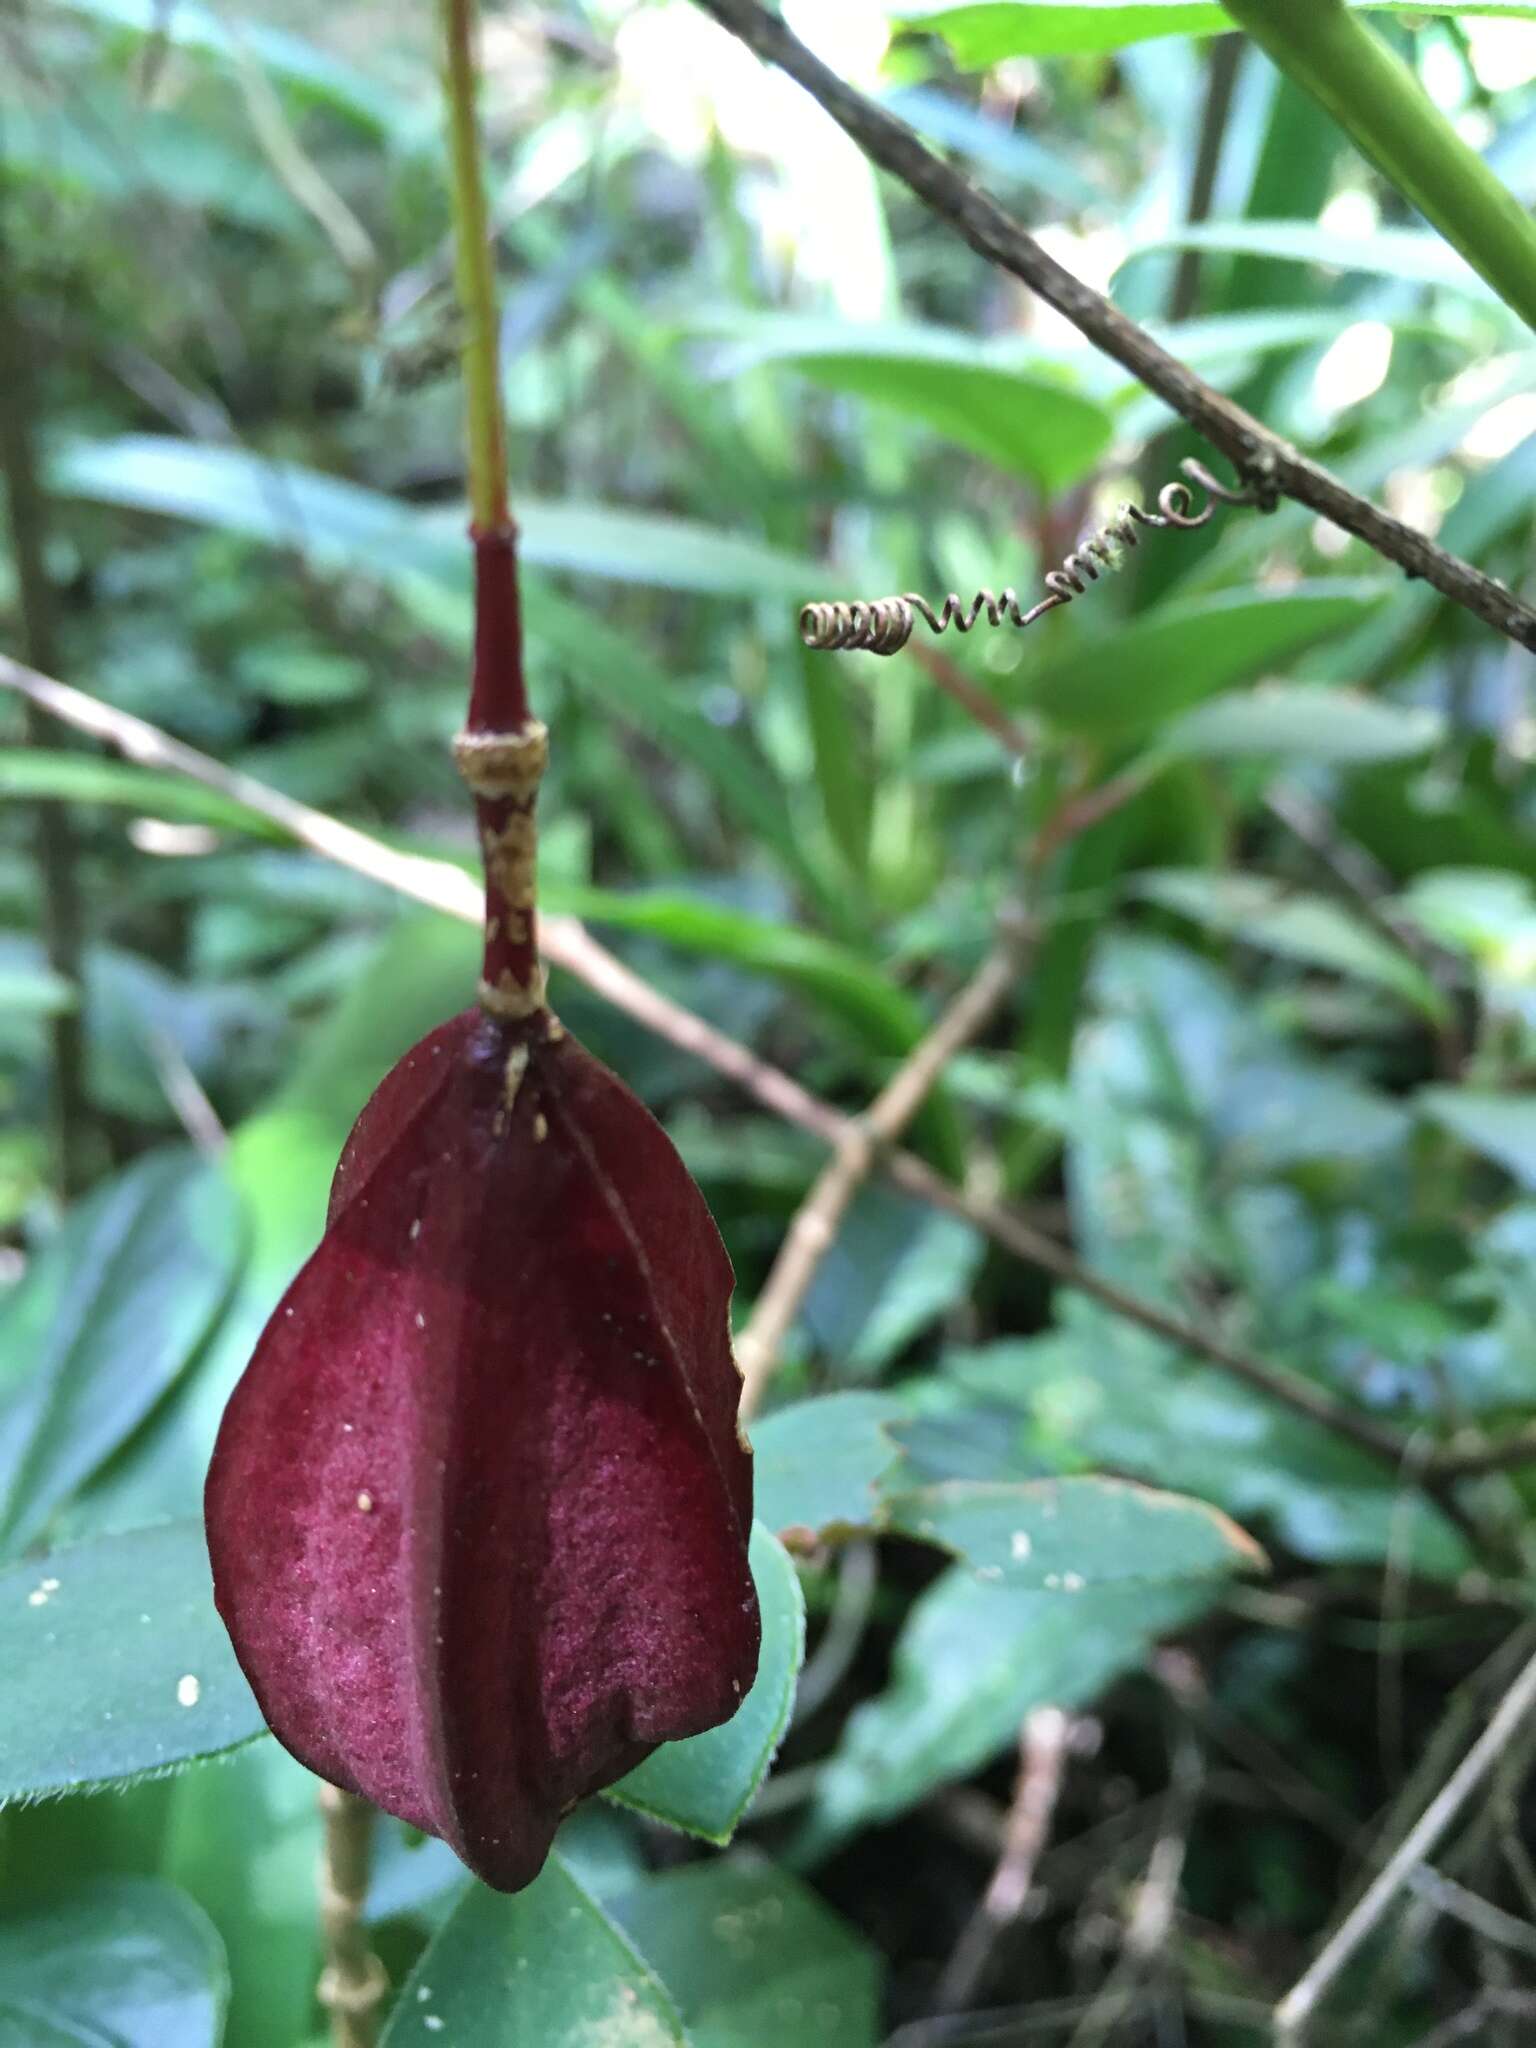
[2, 1, 1535, 2041]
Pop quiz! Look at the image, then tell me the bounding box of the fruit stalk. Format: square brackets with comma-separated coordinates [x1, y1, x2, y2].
[439, 0, 545, 1007]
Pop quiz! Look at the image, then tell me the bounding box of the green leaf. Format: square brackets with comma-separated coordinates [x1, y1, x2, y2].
[0, 939, 75, 1019]
[1163, 687, 1444, 763]
[0, 1521, 265, 1804]
[381, 1856, 686, 2048]
[0, 1876, 227, 2048]
[882, 1476, 1265, 1586]
[1420, 1089, 1536, 1192]
[1134, 869, 1448, 1022]
[606, 1524, 805, 1843]
[52, 436, 821, 597]
[810, 1567, 1214, 1840]
[161, 1742, 321, 2048]
[898, 3, 1536, 65]
[546, 885, 967, 1176]
[0, 750, 287, 838]
[705, 321, 1113, 493]
[945, 1314, 1469, 1576]
[548, 885, 929, 1060]
[0, 1151, 246, 1551]
[56, 0, 416, 133]
[750, 1393, 907, 1545]
[848, 1209, 985, 1372]
[0, 85, 304, 235]
[1024, 582, 1385, 737]
[1118, 220, 1508, 301]
[608, 1855, 882, 2048]
[421, 503, 821, 596]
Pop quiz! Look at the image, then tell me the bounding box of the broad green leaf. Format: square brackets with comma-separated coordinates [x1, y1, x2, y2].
[421, 502, 821, 596]
[161, 1742, 320, 2048]
[548, 885, 931, 1061]
[1397, 869, 1536, 970]
[56, 0, 417, 133]
[898, 3, 1536, 65]
[1163, 687, 1443, 763]
[609, 1856, 882, 2048]
[945, 1314, 1470, 1576]
[705, 322, 1113, 492]
[1118, 222, 1503, 300]
[0, 1151, 246, 1551]
[0, 1876, 227, 2048]
[1134, 869, 1448, 1022]
[883, 83, 1102, 205]
[0, 940, 74, 1019]
[0, 1521, 264, 1804]
[545, 885, 965, 1175]
[750, 1393, 907, 1544]
[1024, 582, 1385, 737]
[607, 1524, 805, 1844]
[1420, 1089, 1536, 1192]
[381, 1855, 686, 2048]
[1, 86, 304, 235]
[849, 1208, 984, 1370]
[883, 1476, 1264, 1586]
[0, 750, 286, 838]
[52, 436, 822, 597]
[810, 1566, 1213, 1840]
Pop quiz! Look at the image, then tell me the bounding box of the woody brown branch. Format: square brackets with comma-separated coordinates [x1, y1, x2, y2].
[688, 0, 1536, 655]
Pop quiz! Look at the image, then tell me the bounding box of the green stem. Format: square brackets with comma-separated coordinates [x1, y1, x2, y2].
[1221, 0, 1536, 333]
[439, 0, 508, 530]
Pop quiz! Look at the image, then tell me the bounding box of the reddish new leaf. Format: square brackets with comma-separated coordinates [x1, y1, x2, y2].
[205, 1006, 759, 1892]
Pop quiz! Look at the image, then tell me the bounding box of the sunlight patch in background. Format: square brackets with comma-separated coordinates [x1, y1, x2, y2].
[609, 0, 894, 317]
[1312, 319, 1393, 416]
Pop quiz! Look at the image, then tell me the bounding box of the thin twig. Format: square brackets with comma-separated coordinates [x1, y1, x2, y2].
[147, 1029, 227, 1157]
[0, 217, 89, 1196]
[1275, 1643, 1536, 2040]
[1424, 1424, 1536, 1483]
[231, 36, 377, 280]
[0, 654, 1444, 1485]
[735, 920, 1028, 1418]
[934, 1707, 1075, 2014]
[687, 0, 1536, 654]
[906, 640, 1034, 759]
[315, 1785, 387, 2048]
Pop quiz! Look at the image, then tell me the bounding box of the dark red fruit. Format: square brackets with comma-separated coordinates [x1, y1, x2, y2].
[205, 1004, 759, 1891]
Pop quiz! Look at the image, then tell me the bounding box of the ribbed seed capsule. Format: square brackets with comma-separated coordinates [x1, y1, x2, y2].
[205, 1005, 759, 1892]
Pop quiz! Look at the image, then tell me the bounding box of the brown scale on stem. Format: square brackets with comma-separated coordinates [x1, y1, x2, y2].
[454, 526, 549, 1013]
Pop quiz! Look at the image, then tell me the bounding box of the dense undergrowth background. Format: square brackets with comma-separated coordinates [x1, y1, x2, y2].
[3, 2, 1536, 2042]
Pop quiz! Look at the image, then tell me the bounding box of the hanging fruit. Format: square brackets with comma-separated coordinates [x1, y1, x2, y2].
[203, 0, 759, 1897]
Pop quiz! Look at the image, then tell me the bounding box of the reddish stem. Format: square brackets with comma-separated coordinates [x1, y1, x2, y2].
[459, 525, 543, 1004]
[467, 526, 527, 734]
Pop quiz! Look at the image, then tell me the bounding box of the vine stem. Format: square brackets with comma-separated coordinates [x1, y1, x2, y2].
[440, 0, 508, 534]
[1222, 0, 1536, 334]
[439, 0, 541, 1002]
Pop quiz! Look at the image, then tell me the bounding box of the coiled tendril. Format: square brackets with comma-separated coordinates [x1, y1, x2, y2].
[800, 458, 1275, 656]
